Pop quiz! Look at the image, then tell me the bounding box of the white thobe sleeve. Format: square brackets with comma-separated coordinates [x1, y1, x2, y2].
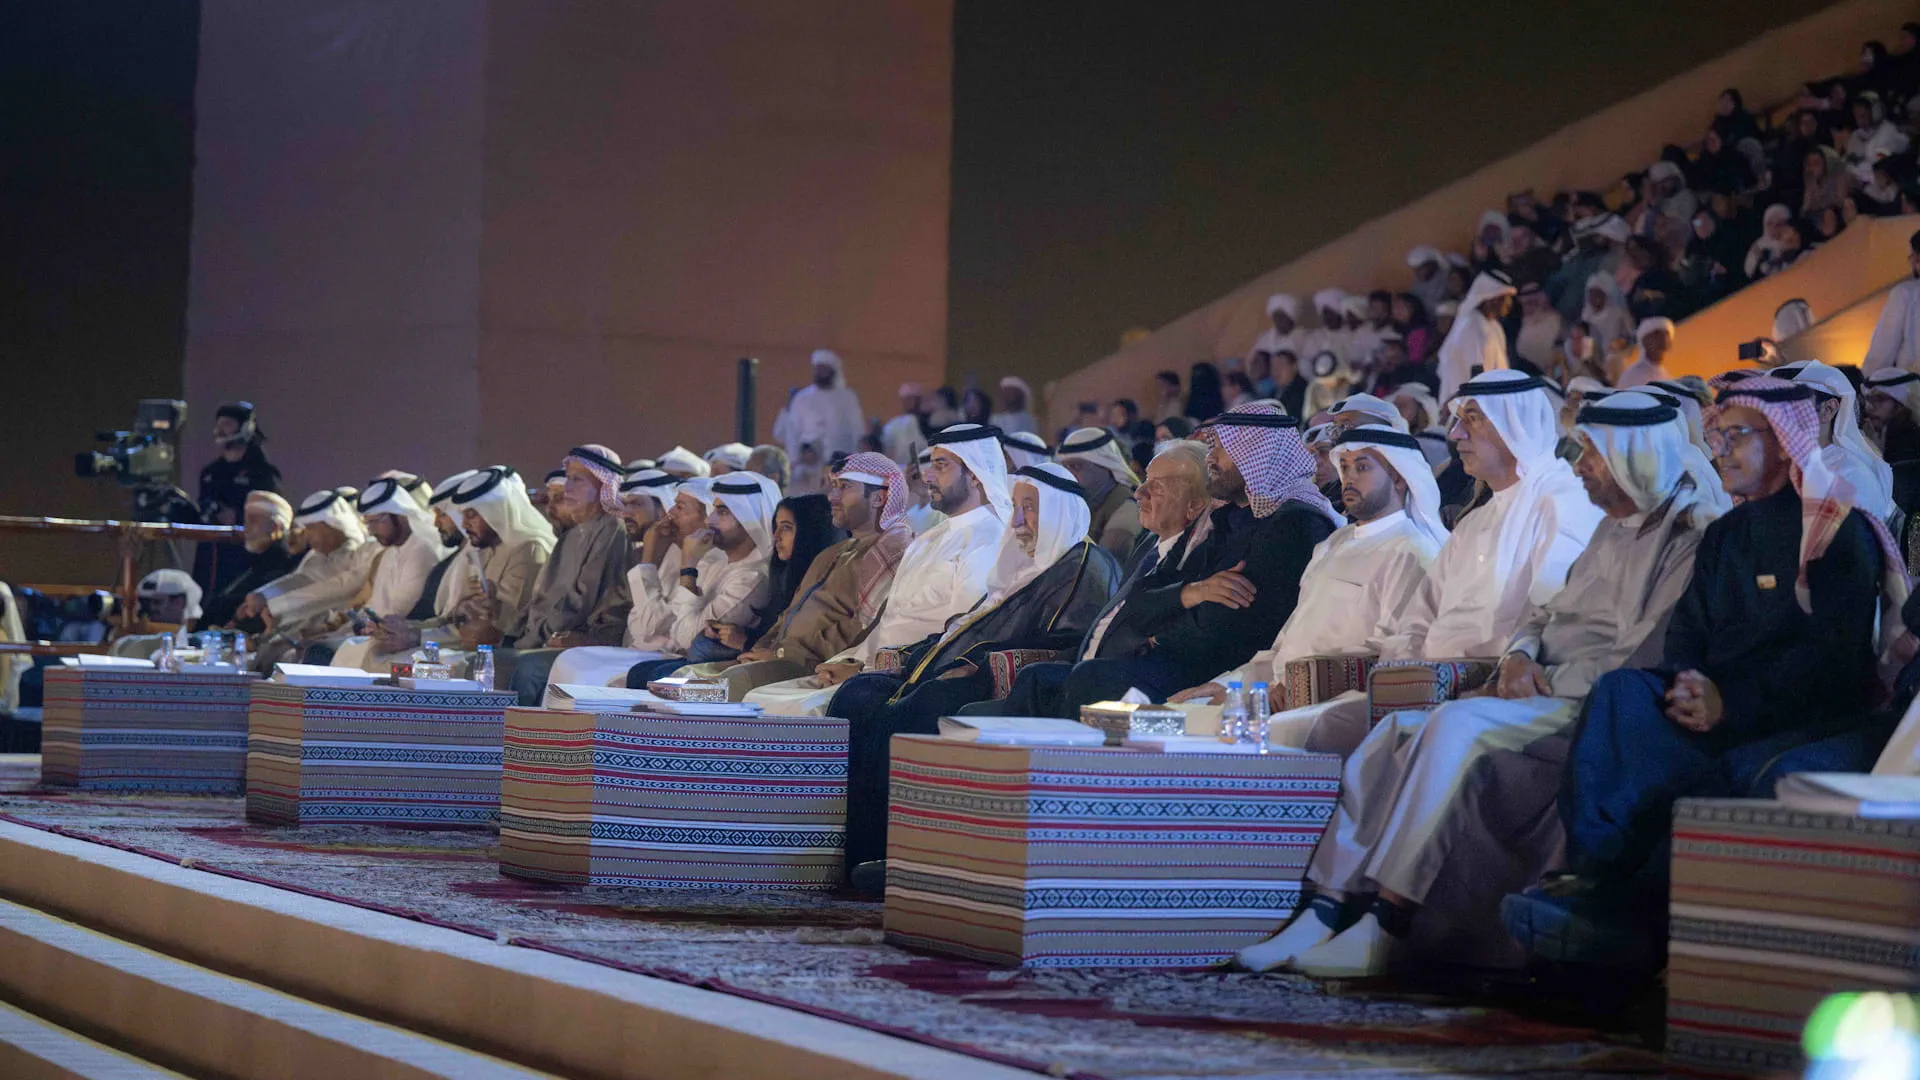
[665, 558, 768, 653]
[491, 542, 547, 641]
[1375, 570, 1440, 662]
[845, 532, 996, 664]
[265, 545, 376, 623]
[1360, 548, 1432, 654]
[1504, 602, 1553, 662]
[254, 554, 323, 602]
[1543, 533, 1698, 700]
[1523, 497, 1589, 608]
[1865, 285, 1916, 375]
[368, 540, 440, 619]
[624, 546, 682, 649]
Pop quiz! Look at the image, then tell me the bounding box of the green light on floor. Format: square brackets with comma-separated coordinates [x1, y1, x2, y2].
[1804, 993, 1919, 1080]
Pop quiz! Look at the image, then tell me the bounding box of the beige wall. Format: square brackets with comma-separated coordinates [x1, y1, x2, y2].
[475, 1, 952, 472]
[1665, 214, 1919, 377]
[184, 0, 489, 503]
[183, 1, 952, 499]
[1047, 0, 1920, 428]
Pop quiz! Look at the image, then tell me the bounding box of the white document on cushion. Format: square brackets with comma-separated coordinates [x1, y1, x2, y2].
[937, 715, 1105, 746]
[1776, 772, 1920, 818]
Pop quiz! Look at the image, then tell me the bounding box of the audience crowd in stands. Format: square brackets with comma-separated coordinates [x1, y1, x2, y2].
[77, 27, 1920, 1001]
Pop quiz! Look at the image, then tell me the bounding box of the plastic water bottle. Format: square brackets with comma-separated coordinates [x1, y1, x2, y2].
[1221, 680, 1248, 744]
[233, 632, 249, 674]
[157, 633, 176, 673]
[1249, 681, 1271, 752]
[473, 645, 495, 691]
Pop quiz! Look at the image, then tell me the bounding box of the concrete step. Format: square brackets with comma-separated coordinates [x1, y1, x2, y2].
[0, 821, 1032, 1080]
[0, 897, 559, 1080]
[0, 1001, 189, 1080]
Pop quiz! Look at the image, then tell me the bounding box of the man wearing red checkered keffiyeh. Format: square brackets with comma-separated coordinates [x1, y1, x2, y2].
[562, 444, 628, 517]
[830, 452, 908, 533]
[1507, 374, 1909, 975]
[1706, 376, 1908, 632]
[1197, 401, 1343, 526]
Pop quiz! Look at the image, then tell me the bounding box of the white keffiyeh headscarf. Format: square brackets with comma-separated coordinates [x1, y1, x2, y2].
[927, 423, 1014, 523]
[1055, 427, 1137, 485]
[293, 489, 368, 546]
[708, 471, 783, 557]
[1330, 424, 1448, 546]
[1781, 360, 1896, 519]
[981, 462, 1093, 608]
[1574, 392, 1720, 521]
[453, 468, 557, 557]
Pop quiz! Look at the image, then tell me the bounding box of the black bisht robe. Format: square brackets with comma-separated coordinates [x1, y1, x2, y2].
[829, 539, 1121, 869]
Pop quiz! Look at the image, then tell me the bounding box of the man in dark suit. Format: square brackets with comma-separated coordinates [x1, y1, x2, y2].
[970, 407, 1341, 716]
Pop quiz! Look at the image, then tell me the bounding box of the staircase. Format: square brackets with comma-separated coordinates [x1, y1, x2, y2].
[0, 816, 1023, 1080]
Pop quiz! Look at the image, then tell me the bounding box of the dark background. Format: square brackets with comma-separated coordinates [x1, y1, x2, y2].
[0, 0, 198, 581]
[0, 0, 1847, 585]
[946, 0, 1837, 390]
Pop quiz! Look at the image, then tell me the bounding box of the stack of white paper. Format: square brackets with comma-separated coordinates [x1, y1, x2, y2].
[1775, 772, 1920, 819]
[937, 716, 1106, 746]
[643, 700, 763, 718]
[544, 684, 661, 711]
[58, 654, 154, 669]
[272, 663, 383, 688]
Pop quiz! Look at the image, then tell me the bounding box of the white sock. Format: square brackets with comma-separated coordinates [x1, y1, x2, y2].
[1292, 912, 1395, 978]
[1235, 908, 1337, 972]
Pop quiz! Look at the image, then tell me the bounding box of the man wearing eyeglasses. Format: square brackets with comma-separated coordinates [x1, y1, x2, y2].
[1505, 375, 1901, 977]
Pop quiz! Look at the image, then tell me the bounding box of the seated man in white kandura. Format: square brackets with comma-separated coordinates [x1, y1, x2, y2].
[1170, 423, 1444, 709]
[1258, 370, 1604, 757]
[743, 423, 1008, 714]
[1240, 391, 1714, 977]
[542, 472, 779, 700]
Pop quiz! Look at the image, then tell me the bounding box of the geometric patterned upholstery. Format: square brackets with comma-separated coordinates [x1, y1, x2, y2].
[989, 649, 1066, 699]
[1280, 654, 1376, 712]
[1364, 658, 1496, 724]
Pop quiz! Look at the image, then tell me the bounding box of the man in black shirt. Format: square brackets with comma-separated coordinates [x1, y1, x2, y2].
[194, 402, 282, 598]
[1505, 377, 1900, 972]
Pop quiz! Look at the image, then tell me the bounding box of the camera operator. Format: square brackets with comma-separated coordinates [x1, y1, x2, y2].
[193, 401, 282, 598]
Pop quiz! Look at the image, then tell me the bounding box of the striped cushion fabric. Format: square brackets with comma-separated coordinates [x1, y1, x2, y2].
[246, 683, 515, 827]
[1364, 659, 1494, 724]
[1281, 654, 1375, 712]
[1667, 798, 1920, 1077]
[884, 735, 1341, 968]
[500, 708, 849, 890]
[988, 649, 1066, 699]
[42, 668, 252, 794]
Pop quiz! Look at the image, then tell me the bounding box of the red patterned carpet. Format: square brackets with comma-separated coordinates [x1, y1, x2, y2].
[0, 771, 1664, 1078]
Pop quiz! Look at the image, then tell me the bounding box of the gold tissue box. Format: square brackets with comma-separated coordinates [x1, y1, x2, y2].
[1078, 701, 1188, 745]
[646, 677, 731, 703]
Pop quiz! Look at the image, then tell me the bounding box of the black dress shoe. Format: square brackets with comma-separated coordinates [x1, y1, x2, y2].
[849, 859, 888, 899]
[1501, 885, 1656, 972]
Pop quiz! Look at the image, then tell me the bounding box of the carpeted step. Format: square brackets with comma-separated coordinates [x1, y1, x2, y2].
[0, 1001, 189, 1080]
[0, 898, 559, 1080]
